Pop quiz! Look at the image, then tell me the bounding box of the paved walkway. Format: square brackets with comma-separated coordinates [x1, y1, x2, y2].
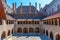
[12, 33, 49, 40]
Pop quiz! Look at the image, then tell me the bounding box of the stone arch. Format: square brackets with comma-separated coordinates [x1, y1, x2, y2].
[1, 31, 6, 40]
[56, 34, 60, 40]
[46, 30, 48, 36]
[50, 32, 54, 40]
[17, 28, 22, 33]
[23, 28, 28, 33]
[8, 30, 10, 36]
[35, 28, 39, 33]
[29, 28, 34, 33]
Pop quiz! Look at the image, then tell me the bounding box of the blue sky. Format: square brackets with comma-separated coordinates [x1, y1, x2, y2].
[7, 0, 52, 10]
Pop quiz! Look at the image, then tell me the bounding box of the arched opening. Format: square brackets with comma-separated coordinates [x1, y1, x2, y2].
[43, 29, 45, 34]
[29, 28, 34, 33]
[35, 28, 39, 33]
[46, 30, 48, 36]
[23, 28, 28, 33]
[12, 29, 13, 34]
[17, 28, 22, 33]
[50, 32, 54, 40]
[56, 34, 60, 40]
[8, 30, 10, 36]
[1, 31, 6, 40]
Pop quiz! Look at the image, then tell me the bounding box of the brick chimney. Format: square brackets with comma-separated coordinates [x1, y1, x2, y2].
[12, 3, 14, 11]
[20, 3, 22, 14]
[29, 2, 31, 14]
[39, 4, 41, 11]
[15, 2, 16, 13]
[12, 3, 16, 17]
[35, 2, 37, 13]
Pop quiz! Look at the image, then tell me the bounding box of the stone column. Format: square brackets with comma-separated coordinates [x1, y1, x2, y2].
[45, 29, 46, 36]
[34, 27, 35, 34]
[54, 34, 56, 40]
[57, 19, 59, 26]
[22, 28, 23, 34]
[2, 20, 6, 25]
[48, 31, 50, 39]
[28, 27, 29, 33]
[50, 20, 52, 25]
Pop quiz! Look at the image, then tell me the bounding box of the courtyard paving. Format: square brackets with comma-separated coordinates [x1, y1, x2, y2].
[12, 33, 49, 40]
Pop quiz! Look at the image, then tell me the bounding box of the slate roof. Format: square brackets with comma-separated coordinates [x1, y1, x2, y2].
[8, 14, 45, 20]
[43, 11, 60, 20]
[16, 6, 39, 14]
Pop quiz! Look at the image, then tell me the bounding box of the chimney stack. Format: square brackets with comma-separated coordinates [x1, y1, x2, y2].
[15, 2, 16, 13]
[12, 3, 15, 11]
[20, 3, 22, 14]
[29, 2, 31, 14]
[12, 3, 16, 17]
[39, 4, 41, 11]
[35, 2, 37, 13]
[12, 3, 16, 13]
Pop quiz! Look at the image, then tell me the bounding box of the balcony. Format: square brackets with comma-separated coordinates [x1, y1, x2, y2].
[15, 24, 40, 28]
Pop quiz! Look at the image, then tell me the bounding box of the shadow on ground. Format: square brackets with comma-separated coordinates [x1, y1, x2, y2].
[12, 33, 49, 40]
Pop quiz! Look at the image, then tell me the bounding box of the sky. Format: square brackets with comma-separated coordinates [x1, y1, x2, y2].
[7, 0, 52, 10]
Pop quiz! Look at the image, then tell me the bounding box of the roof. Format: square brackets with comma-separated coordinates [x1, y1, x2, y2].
[16, 6, 39, 14]
[6, 14, 15, 20]
[8, 14, 45, 20]
[43, 11, 60, 20]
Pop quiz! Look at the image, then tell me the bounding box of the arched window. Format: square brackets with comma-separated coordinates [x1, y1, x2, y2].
[35, 28, 39, 33]
[29, 28, 34, 33]
[17, 28, 22, 33]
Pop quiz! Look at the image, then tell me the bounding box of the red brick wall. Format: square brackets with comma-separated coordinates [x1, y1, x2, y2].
[0, 0, 6, 20]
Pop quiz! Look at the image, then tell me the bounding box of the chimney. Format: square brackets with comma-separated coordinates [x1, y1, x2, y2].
[15, 2, 16, 13]
[12, 3, 16, 13]
[29, 2, 31, 14]
[12, 3, 16, 17]
[35, 2, 37, 13]
[39, 4, 41, 11]
[12, 3, 14, 11]
[20, 3, 22, 14]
